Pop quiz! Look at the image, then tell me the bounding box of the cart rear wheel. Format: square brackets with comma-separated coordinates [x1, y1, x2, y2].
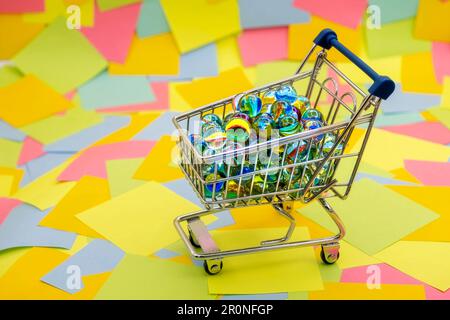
[188, 229, 201, 248]
[203, 260, 223, 275]
[320, 244, 340, 264]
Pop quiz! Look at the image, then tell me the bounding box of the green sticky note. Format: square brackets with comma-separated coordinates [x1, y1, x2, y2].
[368, 0, 419, 25]
[20, 107, 103, 144]
[365, 19, 430, 58]
[427, 107, 450, 130]
[0, 139, 22, 167]
[137, 0, 170, 38]
[13, 17, 106, 93]
[0, 66, 23, 87]
[97, 0, 141, 11]
[95, 254, 214, 299]
[106, 158, 146, 197]
[297, 179, 439, 255]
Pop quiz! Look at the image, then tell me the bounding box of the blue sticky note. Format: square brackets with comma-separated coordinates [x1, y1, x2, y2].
[207, 211, 235, 231]
[375, 112, 424, 127]
[355, 173, 416, 186]
[132, 111, 179, 141]
[0, 204, 76, 252]
[78, 72, 155, 109]
[154, 248, 180, 259]
[0, 120, 26, 141]
[137, 0, 170, 38]
[45, 116, 130, 153]
[41, 239, 125, 294]
[148, 44, 218, 81]
[163, 178, 203, 207]
[368, 0, 418, 25]
[21, 153, 74, 185]
[239, 0, 310, 29]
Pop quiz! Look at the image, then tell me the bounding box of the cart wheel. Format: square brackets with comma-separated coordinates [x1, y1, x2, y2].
[188, 229, 201, 248]
[203, 260, 223, 275]
[320, 244, 340, 264]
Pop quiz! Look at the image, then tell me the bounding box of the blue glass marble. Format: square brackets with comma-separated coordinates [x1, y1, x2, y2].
[200, 113, 223, 128]
[237, 94, 262, 118]
[201, 122, 227, 151]
[270, 101, 294, 122]
[292, 95, 311, 115]
[301, 108, 323, 123]
[278, 113, 302, 136]
[322, 133, 344, 156]
[261, 89, 277, 105]
[252, 113, 275, 138]
[275, 84, 297, 104]
[303, 120, 324, 142]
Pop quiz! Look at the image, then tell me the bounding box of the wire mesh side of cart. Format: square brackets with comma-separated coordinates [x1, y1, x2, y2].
[173, 50, 382, 211]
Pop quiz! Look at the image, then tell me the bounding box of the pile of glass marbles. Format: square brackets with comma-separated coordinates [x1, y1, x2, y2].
[188, 84, 343, 200]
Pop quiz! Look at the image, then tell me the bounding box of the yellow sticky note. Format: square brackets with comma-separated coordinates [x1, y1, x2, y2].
[106, 158, 145, 197]
[168, 81, 191, 112]
[0, 175, 14, 197]
[388, 186, 450, 242]
[217, 36, 242, 72]
[401, 52, 443, 94]
[390, 168, 421, 184]
[109, 34, 180, 75]
[441, 77, 450, 110]
[254, 61, 301, 87]
[0, 14, 44, 60]
[0, 248, 29, 279]
[0, 75, 72, 127]
[0, 167, 23, 196]
[337, 241, 380, 270]
[350, 128, 450, 172]
[427, 107, 450, 130]
[23, 0, 94, 26]
[161, 0, 241, 53]
[134, 136, 183, 182]
[309, 282, 425, 300]
[77, 182, 201, 256]
[0, 66, 23, 87]
[375, 241, 450, 291]
[176, 67, 253, 108]
[289, 16, 362, 63]
[207, 227, 323, 294]
[414, 0, 450, 42]
[39, 176, 109, 238]
[0, 139, 22, 168]
[13, 161, 76, 210]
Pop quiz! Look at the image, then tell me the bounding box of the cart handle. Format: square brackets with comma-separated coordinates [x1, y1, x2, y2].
[314, 28, 395, 100]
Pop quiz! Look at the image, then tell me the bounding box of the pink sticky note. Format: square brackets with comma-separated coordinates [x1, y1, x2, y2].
[81, 3, 141, 63]
[293, 0, 367, 29]
[17, 137, 45, 166]
[97, 82, 169, 113]
[432, 42, 450, 84]
[57, 140, 155, 181]
[64, 90, 77, 101]
[0, 0, 44, 13]
[237, 27, 288, 67]
[0, 198, 21, 225]
[404, 160, 450, 186]
[382, 122, 450, 145]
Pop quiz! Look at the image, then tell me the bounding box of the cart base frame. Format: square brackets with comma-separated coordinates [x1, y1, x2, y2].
[173, 197, 346, 275]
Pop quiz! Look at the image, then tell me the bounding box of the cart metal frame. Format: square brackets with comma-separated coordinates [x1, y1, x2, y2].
[172, 29, 394, 274]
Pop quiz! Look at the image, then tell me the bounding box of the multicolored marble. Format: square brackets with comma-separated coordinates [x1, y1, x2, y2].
[237, 93, 262, 118]
[203, 163, 226, 198]
[301, 108, 323, 123]
[322, 133, 344, 156]
[275, 84, 297, 104]
[278, 113, 302, 136]
[224, 113, 252, 143]
[252, 113, 275, 138]
[201, 122, 227, 151]
[189, 133, 206, 154]
[303, 120, 324, 142]
[200, 113, 223, 128]
[270, 100, 294, 122]
[292, 95, 311, 115]
[261, 89, 277, 105]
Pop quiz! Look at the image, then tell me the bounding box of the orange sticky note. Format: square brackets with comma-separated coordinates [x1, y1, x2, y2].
[0, 14, 44, 59]
[288, 16, 362, 62]
[401, 52, 443, 94]
[0, 74, 72, 127]
[176, 67, 253, 108]
[0, 167, 24, 196]
[109, 34, 180, 75]
[415, 0, 450, 42]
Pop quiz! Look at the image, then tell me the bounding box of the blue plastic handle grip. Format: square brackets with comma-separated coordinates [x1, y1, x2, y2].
[314, 29, 395, 100]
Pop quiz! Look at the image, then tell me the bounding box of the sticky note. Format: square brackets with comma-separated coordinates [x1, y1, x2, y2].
[217, 36, 242, 73]
[13, 17, 107, 94]
[0, 0, 44, 13]
[161, 0, 241, 53]
[414, 0, 450, 42]
[350, 128, 450, 172]
[133, 136, 182, 183]
[441, 77, 450, 110]
[427, 107, 450, 130]
[176, 68, 253, 108]
[238, 27, 288, 67]
[23, 0, 70, 24]
[368, 0, 418, 25]
[365, 19, 430, 59]
[376, 241, 450, 291]
[207, 227, 323, 294]
[0, 176, 14, 197]
[289, 16, 362, 62]
[341, 263, 421, 285]
[21, 107, 103, 144]
[97, 0, 141, 11]
[0, 139, 22, 168]
[239, 0, 309, 29]
[137, 0, 169, 38]
[432, 43, 450, 84]
[383, 122, 450, 145]
[309, 282, 425, 300]
[109, 33, 180, 75]
[294, 0, 367, 29]
[0, 14, 44, 59]
[77, 182, 200, 256]
[42, 239, 124, 294]
[298, 179, 439, 255]
[168, 82, 192, 112]
[375, 112, 424, 127]
[81, 3, 141, 63]
[17, 137, 44, 166]
[163, 178, 205, 209]
[402, 52, 444, 94]
[23, 153, 73, 183]
[255, 61, 301, 87]
[0, 167, 23, 196]
[95, 254, 213, 299]
[39, 176, 109, 238]
[58, 140, 155, 181]
[0, 75, 72, 127]
[0, 66, 23, 87]
[106, 158, 145, 197]
[404, 160, 450, 186]
[78, 72, 154, 109]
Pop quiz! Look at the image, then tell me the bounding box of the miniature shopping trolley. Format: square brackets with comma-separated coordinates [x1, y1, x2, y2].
[172, 29, 395, 275]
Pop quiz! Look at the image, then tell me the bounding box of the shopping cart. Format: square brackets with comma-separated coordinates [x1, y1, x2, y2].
[172, 29, 395, 275]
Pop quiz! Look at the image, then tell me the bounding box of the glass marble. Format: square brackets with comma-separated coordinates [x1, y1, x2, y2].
[303, 120, 324, 143]
[252, 113, 275, 138]
[237, 94, 262, 118]
[222, 142, 245, 167]
[224, 113, 252, 143]
[203, 163, 226, 198]
[189, 133, 206, 154]
[261, 89, 277, 105]
[285, 140, 308, 163]
[270, 101, 294, 122]
[313, 161, 335, 186]
[248, 174, 276, 196]
[200, 113, 223, 128]
[278, 113, 302, 136]
[275, 84, 297, 104]
[202, 122, 227, 151]
[292, 95, 311, 115]
[301, 108, 323, 123]
[322, 133, 344, 156]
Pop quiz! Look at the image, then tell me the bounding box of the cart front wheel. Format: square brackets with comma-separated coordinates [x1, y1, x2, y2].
[320, 243, 340, 264]
[188, 229, 201, 248]
[203, 260, 223, 275]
